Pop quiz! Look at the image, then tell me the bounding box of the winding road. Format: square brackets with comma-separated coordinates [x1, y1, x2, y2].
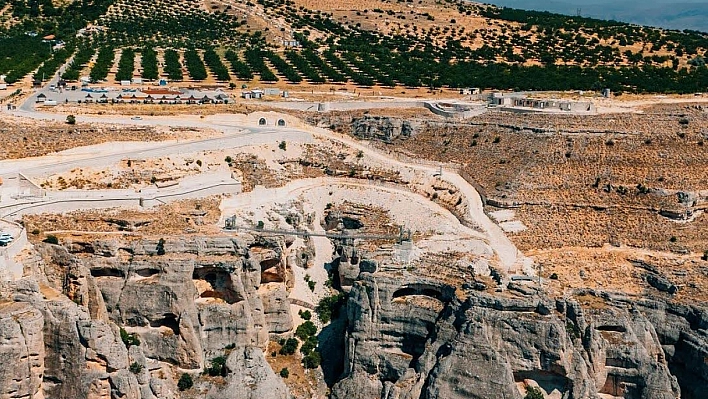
[0, 86, 530, 274]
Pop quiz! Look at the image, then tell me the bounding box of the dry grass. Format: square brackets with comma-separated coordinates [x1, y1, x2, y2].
[0, 119, 174, 160]
[23, 197, 222, 241]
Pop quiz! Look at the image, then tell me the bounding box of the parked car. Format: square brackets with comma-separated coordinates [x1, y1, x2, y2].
[0, 232, 12, 239]
[131, 116, 143, 120]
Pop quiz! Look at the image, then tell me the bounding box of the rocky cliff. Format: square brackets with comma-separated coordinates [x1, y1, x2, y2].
[330, 270, 707, 399]
[1, 232, 706, 399]
[0, 235, 294, 399]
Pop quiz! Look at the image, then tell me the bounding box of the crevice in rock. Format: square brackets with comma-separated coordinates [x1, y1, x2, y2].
[133, 268, 160, 278]
[90, 268, 125, 278]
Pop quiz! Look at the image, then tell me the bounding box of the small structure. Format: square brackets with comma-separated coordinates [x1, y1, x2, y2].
[602, 88, 612, 98]
[132, 78, 142, 84]
[120, 80, 130, 86]
[283, 39, 300, 48]
[251, 89, 264, 99]
[35, 93, 46, 103]
[99, 93, 109, 103]
[282, 91, 289, 98]
[241, 91, 252, 99]
[258, 117, 267, 126]
[460, 87, 480, 95]
[84, 93, 93, 103]
[158, 79, 168, 86]
[32, 80, 42, 88]
[264, 88, 280, 96]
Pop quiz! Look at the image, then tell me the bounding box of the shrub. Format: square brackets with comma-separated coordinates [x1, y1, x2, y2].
[279, 141, 287, 150]
[549, 273, 559, 280]
[205, 356, 228, 377]
[295, 321, 318, 340]
[156, 238, 166, 255]
[279, 338, 298, 355]
[66, 114, 76, 125]
[177, 373, 193, 391]
[257, 220, 265, 229]
[225, 156, 233, 163]
[702, 250, 708, 261]
[669, 236, 677, 243]
[43, 235, 59, 245]
[308, 280, 316, 291]
[196, 159, 202, 167]
[279, 367, 289, 378]
[492, 136, 501, 143]
[525, 386, 544, 399]
[129, 362, 143, 374]
[120, 328, 140, 347]
[31, 229, 40, 235]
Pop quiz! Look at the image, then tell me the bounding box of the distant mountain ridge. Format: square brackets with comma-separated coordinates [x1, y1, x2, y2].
[482, 0, 708, 33]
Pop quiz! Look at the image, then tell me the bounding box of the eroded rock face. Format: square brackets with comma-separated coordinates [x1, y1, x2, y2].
[0, 235, 294, 399]
[351, 116, 418, 143]
[332, 272, 701, 399]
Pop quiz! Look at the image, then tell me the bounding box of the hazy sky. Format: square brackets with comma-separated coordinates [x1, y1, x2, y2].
[481, 0, 708, 32]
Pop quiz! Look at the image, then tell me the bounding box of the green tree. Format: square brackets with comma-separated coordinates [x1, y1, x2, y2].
[66, 114, 76, 125]
[177, 373, 193, 391]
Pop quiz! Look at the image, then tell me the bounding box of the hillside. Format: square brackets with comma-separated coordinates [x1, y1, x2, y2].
[0, 0, 706, 92]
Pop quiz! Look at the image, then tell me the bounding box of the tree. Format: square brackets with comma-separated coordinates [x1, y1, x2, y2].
[295, 321, 317, 340]
[279, 368, 289, 378]
[279, 338, 298, 355]
[177, 373, 193, 391]
[66, 115, 76, 125]
[302, 351, 321, 369]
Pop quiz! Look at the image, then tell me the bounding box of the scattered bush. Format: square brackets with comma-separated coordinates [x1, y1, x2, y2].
[66, 114, 76, 125]
[279, 367, 289, 378]
[549, 273, 558, 280]
[279, 141, 287, 150]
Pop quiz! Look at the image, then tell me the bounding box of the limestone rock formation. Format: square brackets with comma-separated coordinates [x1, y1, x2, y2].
[351, 116, 418, 143]
[331, 270, 703, 399]
[0, 235, 294, 399]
